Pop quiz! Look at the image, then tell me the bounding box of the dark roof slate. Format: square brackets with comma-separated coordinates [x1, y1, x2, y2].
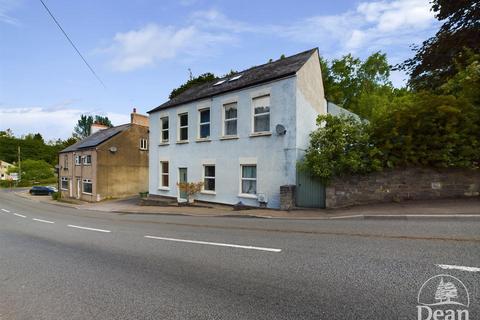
[60, 124, 131, 153]
[148, 48, 317, 113]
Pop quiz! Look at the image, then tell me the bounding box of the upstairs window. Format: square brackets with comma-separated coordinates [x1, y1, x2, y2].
[252, 95, 270, 133]
[83, 155, 92, 165]
[199, 108, 210, 139]
[75, 155, 81, 165]
[63, 155, 68, 169]
[178, 113, 188, 142]
[140, 138, 148, 150]
[223, 102, 237, 136]
[161, 117, 169, 143]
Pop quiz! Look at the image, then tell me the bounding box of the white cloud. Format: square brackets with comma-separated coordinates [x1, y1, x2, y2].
[0, 103, 129, 140]
[105, 22, 233, 72]
[0, 0, 20, 25]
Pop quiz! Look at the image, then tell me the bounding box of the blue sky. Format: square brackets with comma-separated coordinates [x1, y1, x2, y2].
[0, 0, 440, 140]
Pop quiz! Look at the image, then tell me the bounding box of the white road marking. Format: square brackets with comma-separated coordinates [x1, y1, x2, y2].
[436, 264, 480, 272]
[67, 225, 111, 233]
[1, 209, 10, 213]
[13, 213, 26, 218]
[144, 235, 282, 253]
[32, 218, 55, 224]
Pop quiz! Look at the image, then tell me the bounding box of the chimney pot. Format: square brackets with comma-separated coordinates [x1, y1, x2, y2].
[133, 107, 137, 113]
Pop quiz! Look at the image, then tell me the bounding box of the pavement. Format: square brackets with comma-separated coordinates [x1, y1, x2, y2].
[13, 189, 480, 220]
[0, 189, 479, 319]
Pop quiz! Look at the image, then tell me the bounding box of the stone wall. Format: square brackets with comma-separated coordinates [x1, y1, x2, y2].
[280, 185, 296, 210]
[326, 168, 480, 208]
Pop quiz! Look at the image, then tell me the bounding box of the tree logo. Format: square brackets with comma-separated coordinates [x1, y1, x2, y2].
[417, 274, 470, 320]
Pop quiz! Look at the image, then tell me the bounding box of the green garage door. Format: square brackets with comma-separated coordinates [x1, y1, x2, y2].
[296, 170, 326, 208]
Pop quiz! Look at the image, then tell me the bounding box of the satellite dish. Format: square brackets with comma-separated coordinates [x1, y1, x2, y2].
[109, 146, 117, 153]
[275, 124, 287, 135]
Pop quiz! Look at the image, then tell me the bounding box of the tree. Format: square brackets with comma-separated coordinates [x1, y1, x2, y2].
[73, 114, 113, 139]
[169, 73, 216, 99]
[176, 181, 204, 204]
[320, 52, 394, 119]
[398, 0, 479, 90]
[8, 159, 54, 183]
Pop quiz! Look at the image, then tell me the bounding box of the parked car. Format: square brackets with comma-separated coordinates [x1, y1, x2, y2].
[29, 186, 57, 196]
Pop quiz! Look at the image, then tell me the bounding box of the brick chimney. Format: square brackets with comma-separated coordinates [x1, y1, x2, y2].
[130, 108, 149, 127]
[91, 122, 109, 135]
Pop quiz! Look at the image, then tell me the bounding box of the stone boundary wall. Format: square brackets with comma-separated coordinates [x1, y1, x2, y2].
[326, 168, 480, 208]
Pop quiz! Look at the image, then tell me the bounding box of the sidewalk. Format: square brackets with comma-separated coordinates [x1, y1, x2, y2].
[14, 190, 480, 220]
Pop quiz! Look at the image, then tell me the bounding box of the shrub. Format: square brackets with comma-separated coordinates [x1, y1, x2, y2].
[177, 182, 204, 204]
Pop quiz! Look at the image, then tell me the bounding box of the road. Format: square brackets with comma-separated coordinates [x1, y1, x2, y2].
[0, 190, 479, 319]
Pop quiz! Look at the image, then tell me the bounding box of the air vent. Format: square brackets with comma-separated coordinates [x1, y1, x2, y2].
[228, 74, 243, 82]
[213, 79, 226, 86]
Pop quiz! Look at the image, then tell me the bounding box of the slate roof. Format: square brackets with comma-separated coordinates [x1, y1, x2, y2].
[148, 48, 318, 113]
[59, 124, 131, 153]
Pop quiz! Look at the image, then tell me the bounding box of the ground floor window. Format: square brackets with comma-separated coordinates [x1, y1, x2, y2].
[61, 177, 69, 190]
[241, 165, 257, 194]
[160, 161, 169, 187]
[203, 165, 215, 191]
[82, 179, 92, 194]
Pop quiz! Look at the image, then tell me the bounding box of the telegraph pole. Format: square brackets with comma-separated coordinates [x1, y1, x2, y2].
[17, 146, 21, 182]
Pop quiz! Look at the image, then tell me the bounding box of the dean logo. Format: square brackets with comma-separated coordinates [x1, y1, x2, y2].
[417, 274, 470, 320]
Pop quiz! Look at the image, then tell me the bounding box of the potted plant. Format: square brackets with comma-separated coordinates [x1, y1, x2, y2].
[176, 181, 204, 205]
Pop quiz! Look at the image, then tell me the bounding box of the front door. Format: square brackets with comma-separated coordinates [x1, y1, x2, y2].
[76, 179, 81, 199]
[178, 168, 188, 201]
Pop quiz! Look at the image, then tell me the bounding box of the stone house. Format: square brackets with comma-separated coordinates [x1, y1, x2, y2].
[0, 160, 14, 180]
[147, 48, 345, 209]
[58, 110, 149, 202]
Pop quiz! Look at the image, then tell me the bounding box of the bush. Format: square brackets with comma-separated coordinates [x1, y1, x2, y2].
[299, 114, 382, 183]
[51, 192, 61, 200]
[177, 182, 204, 204]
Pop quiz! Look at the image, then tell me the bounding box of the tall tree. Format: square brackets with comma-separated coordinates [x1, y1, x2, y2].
[73, 114, 113, 139]
[169, 73, 216, 99]
[320, 52, 394, 119]
[398, 0, 479, 90]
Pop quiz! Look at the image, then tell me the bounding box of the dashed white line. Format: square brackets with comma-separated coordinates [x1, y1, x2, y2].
[67, 225, 111, 233]
[32, 218, 55, 224]
[13, 213, 26, 218]
[144, 235, 282, 253]
[436, 264, 480, 272]
[1, 209, 10, 213]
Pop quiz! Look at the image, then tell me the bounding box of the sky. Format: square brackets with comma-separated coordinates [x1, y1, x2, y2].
[0, 0, 441, 140]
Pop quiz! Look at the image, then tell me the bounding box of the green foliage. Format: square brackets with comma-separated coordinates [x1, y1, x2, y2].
[320, 52, 394, 119]
[8, 159, 54, 183]
[398, 0, 479, 90]
[73, 114, 113, 139]
[299, 114, 382, 183]
[51, 192, 61, 200]
[169, 73, 216, 99]
[372, 92, 480, 168]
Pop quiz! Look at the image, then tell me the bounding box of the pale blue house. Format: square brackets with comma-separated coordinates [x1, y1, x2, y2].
[148, 48, 330, 209]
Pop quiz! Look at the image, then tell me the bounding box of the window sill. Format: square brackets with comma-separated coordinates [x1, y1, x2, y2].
[220, 136, 239, 141]
[238, 193, 257, 199]
[196, 138, 211, 143]
[61, 188, 68, 191]
[82, 192, 93, 195]
[176, 140, 189, 144]
[159, 142, 169, 146]
[201, 190, 216, 195]
[158, 187, 170, 191]
[249, 132, 272, 138]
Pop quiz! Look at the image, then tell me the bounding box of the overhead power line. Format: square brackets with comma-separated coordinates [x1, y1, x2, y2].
[39, 0, 106, 88]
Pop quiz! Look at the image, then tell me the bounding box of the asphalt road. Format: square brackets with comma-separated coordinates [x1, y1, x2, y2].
[0, 190, 479, 320]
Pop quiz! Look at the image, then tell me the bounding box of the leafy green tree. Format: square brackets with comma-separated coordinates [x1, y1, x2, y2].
[320, 52, 394, 119]
[398, 0, 479, 90]
[299, 114, 382, 183]
[169, 73, 216, 99]
[73, 114, 113, 139]
[8, 159, 54, 182]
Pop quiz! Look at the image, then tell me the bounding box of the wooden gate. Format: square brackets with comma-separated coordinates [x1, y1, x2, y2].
[296, 170, 326, 208]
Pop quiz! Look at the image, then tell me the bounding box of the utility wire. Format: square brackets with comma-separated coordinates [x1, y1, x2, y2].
[39, 0, 106, 88]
